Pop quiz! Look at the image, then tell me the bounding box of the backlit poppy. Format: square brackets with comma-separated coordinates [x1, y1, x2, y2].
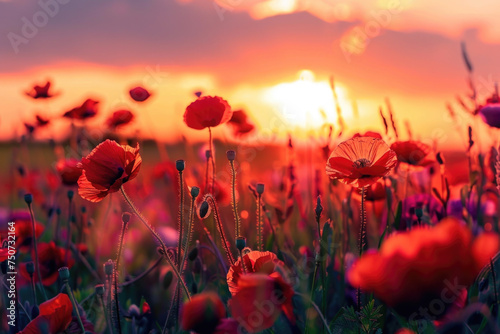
[129, 86, 151, 102]
[63, 98, 99, 120]
[184, 96, 232, 130]
[347, 218, 499, 316]
[77, 139, 142, 202]
[20, 241, 74, 286]
[25, 81, 55, 99]
[478, 103, 500, 128]
[180, 292, 226, 334]
[227, 109, 255, 137]
[106, 109, 134, 129]
[364, 180, 387, 202]
[227, 250, 285, 295]
[390, 140, 434, 167]
[326, 136, 397, 188]
[19, 293, 73, 334]
[56, 158, 82, 186]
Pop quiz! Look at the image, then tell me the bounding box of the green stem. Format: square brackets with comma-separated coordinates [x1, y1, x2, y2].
[64, 282, 86, 334]
[257, 194, 262, 251]
[27, 202, 47, 301]
[120, 187, 191, 300]
[230, 160, 241, 238]
[208, 127, 215, 193]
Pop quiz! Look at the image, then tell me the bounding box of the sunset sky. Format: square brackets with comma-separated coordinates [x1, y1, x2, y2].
[1, 0, 500, 148]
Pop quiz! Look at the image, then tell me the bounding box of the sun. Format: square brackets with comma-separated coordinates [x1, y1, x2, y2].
[263, 70, 351, 129]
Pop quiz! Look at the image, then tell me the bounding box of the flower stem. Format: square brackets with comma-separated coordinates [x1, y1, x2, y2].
[230, 160, 241, 238]
[26, 202, 47, 301]
[120, 187, 191, 300]
[357, 186, 367, 312]
[203, 194, 235, 266]
[257, 193, 263, 251]
[63, 282, 86, 334]
[113, 218, 128, 334]
[208, 127, 215, 193]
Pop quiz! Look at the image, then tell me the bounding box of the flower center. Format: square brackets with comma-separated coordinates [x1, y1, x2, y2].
[353, 158, 371, 168]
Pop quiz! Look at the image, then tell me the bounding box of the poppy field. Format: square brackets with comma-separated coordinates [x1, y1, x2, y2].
[3, 69, 500, 334]
[2, 1, 500, 332]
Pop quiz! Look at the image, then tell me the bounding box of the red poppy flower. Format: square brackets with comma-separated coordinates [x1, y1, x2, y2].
[184, 96, 232, 130]
[326, 136, 397, 188]
[35, 115, 50, 127]
[229, 273, 295, 333]
[25, 81, 55, 99]
[56, 158, 82, 186]
[227, 109, 255, 137]
[363, 180, 386, 201]
[180, 292, 226, 334]
[19, 293, 73, 334]
[63, 98, 99, 120]
[129, 86, 151, 102]
[390, 140, 434, 167]
[77, 139, 142, 202]
[347, 218, 499, 316]
[227, 251, 285, 295]
[20, 241, 74, 286]
[478, 103, 500, 128]
[106, 109, 134, 129]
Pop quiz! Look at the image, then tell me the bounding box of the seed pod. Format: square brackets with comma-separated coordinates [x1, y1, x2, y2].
[163, 270, 174, 290]
[176, 159, 185, 172]
[188, 247, 198, 261]
[199, 201, 210, 218]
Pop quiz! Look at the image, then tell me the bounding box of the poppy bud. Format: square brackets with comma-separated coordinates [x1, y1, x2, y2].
[31, 305, 39, 319]
[128, 304, 140, 318]
[191, 186, 200, 198]
[256, 183, 265, 195]
[226, 150, 236, 161]
[81, 206, 87, 213]
[67, 190, 74, 200]
[188, 247, 198, 261]
[176, 159, 185, 172]
[415, 207, 423, 219]
[195, 91, 202, 98]
[24, 193, 33, 204]
[26, 261, 35, 275]
[199, 201, 209, 218]
[122, 212, 132, 224]
[104, 260, 114, 276]
[236, 237, 246, 251]
[58, 267, 70, 280]
[163, 270, 173, 290]
[95, 284, 105, 296]
[436, 152, 444, 165]
[205, 150, 212, 159]
[56, 207, 61, 215]
[315, 196, 323, 219]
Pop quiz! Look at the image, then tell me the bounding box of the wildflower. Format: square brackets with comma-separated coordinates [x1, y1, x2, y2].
[326, 136, 397, 188]
[390, 140, 434, 167]
[227, 109, 255, 137]
[364, 180, 387, 201]
[129, 86, 151, 102]
[347, 218, 499, 316]
[478, 103, 500, 128]
[180, 292, 226, 334]
[18, 293, 73, 333]
[20, 241, 74, 286]
[25, 81, 55, 99]
[56, 158, 82, 186]
[77, 139, 142, 202]
[184, 96, 232, 130]
[106, 109, 134, 129]
[63, 98, 99, 120]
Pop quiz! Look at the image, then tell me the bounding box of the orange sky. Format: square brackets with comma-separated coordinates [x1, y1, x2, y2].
[1, 0, 499, 149]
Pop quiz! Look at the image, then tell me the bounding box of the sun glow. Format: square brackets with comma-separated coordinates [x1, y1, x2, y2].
[263, 70, 351, 129]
